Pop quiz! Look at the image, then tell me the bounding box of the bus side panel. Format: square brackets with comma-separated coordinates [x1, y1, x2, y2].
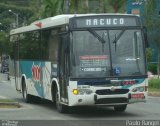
[20, 61, 52, 100]
[42, 62, 52, 100]
[19, 61, 41, 97]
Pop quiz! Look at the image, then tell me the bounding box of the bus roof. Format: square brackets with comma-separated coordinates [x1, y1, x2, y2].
[10, 13, 139, 35]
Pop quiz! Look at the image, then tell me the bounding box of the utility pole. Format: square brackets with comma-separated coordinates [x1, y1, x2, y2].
[9, 10, 19, 28]
[84, 0, 89, 13]
[64, 0, 70, 14]
[74, 0, 78, 13]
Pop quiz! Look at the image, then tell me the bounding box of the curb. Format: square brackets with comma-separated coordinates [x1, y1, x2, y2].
[0, 102, 22, 108]
[148, 92, 160, 97]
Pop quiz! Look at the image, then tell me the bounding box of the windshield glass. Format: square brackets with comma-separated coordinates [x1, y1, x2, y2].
[70, 29, 146, 78]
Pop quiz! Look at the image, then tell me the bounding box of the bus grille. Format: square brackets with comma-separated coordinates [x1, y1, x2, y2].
[96, 89, 129, 95]
[95, 98, 128, 104]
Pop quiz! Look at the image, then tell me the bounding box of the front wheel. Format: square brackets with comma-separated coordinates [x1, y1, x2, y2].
[114, 104, 127, 112]
[55, 90, 68, 113]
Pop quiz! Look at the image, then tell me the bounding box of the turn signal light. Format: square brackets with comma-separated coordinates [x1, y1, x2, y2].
[73, 89, 78, 95]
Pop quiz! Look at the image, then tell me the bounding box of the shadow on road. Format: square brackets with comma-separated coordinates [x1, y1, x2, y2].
[18, 98, 141, 119]
[67, 106, 140, 119]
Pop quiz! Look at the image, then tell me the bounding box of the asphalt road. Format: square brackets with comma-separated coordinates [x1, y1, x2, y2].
[0, 76, 160, 125]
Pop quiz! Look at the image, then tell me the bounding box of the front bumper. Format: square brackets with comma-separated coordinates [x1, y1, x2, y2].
[68, 92, 147, 106]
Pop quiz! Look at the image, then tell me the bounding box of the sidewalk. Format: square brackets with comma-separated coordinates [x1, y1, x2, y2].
[0, 93, 21, 108]
[148, 91, 160, 97]
[0, 73, 8, 82]
[0, 95, 21, 108]
[0, 73, 21, 108]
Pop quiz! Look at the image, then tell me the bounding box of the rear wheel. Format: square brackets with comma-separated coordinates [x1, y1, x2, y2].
[55, 89, 68, 113]
[22, 80, 33, 103]
[114, 104, 127, 112]
[22, 81, 41, 103]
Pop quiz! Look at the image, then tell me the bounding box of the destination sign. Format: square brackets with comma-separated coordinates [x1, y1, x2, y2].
[70, 15, 140, 28]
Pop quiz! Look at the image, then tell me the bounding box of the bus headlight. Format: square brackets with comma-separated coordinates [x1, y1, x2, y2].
[78, 89, 93, 95]
[132, 86, 146, 92]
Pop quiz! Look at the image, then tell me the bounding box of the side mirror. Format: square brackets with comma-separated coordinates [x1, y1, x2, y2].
[143, 26, 149, 48]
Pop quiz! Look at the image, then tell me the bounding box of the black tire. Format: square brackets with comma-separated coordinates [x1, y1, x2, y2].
[51, 84, 57, 105]
[114, 104, 127, 112]
[7, 74, 10, 80]
[22, 80, 33, 103]
[55, 89, 68, 113]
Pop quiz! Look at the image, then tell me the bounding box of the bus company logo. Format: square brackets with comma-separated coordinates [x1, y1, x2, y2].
[110, 86, 116, 91]
[35, 22, 42, 28]
[32, 63, 41, 81]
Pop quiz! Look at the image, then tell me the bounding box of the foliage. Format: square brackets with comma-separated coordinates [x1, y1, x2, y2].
[0, 32, 10, 55]
[148, 63, 157, 74]
[143, 0, 160, 47]
[0, 0, 33, 56]
[0, 0, 126, 58]
[143, 0, 160, 76]
[0, 3, 33, 26]
[26, 1, 42, 23]
[146, 48, 153, 62]
[42, 0, 64, 18]
[69, 0, 82, 13]
[149, 79, 160, 89]
[41, 0, 126, 17]
[0, 0, 127, 28]
[107, 0, 126, 13]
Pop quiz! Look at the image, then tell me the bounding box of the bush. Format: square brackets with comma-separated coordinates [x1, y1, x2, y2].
[148, 63, 157, 74]
[148, 79, 160, 89]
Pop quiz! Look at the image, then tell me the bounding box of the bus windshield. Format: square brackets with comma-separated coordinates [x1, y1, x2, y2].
[70, 29, 146, 78]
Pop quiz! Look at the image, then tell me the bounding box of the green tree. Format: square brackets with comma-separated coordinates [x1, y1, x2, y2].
[143, 0, 160, 76]
[0, 31, 10, 55]
[28, 0, 43, 22]
[69, 0, 78, 13]
[99, 0, 105, 13]
[108, 0, 125, 13]
[146, 48, 153, 62]
[0, 2, 33, 27]
[83, 0, 89, 13]
[64, 0, 70, 13]
[70, 0, 104, 14]
[42, 0, 64, 18]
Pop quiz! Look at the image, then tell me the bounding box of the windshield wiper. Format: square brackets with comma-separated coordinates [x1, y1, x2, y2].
[112, 29, 125, 51]
[87, 28, 106, 44]
[112, 29, 125, 44]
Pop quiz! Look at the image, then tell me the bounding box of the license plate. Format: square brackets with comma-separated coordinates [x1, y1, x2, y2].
[131, 93, 144, 99]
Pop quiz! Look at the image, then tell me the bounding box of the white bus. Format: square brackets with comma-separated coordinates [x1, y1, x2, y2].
[9, 14, 148, 113]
